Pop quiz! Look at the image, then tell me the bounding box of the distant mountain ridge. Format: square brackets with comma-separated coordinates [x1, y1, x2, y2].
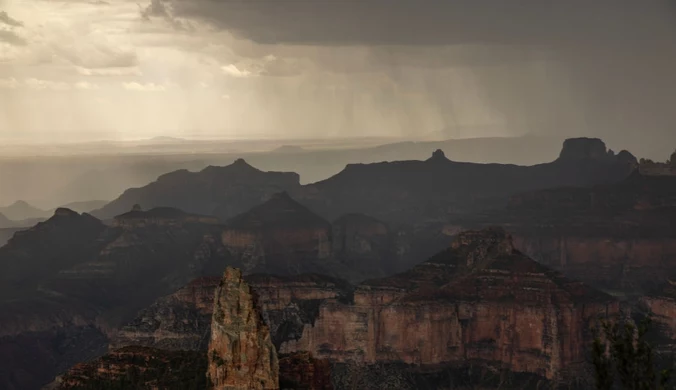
[0, 137, 672, 390]
[92, 137, 636, 224]
[0, 200, 108, 225]
[299, 137, 637, 222]
[92, 159, 301, 220]
[0, 200, 47, 221]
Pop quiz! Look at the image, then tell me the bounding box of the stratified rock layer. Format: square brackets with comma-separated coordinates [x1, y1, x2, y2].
[112, 273, 350, 353]
[279, 228, 618, 382]
[491, 172, 676, 291]
[111, 228, 619, 387]
[208, 267, 279, 390]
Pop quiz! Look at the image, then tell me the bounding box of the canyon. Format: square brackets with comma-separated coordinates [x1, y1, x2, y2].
[77, 228, 621, 389]
[3, 136, 676, 389]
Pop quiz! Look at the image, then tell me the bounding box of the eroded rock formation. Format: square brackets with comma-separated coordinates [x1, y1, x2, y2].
[114, 228, 618, 388]
[484, 172, 676, 291]
[112, 277, 220, 351]
[208, 267, 279, 390]
[279, 228, 618, 382]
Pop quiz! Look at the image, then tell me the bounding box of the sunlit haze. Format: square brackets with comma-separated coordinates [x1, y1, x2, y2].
[2, 0, 676, 155]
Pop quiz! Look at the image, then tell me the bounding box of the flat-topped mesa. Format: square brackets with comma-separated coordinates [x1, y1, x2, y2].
[557, 137, 609, 161]
[208, 267, 279, 390]
[112, 206, 220, 228]
[557, 137, 637, 166]
[223, 192, 331, 274]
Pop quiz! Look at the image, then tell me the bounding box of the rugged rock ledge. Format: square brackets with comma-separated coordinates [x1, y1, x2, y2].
[279, 228, 619, 382]
[208, 267, 279, 390]
[111, 228, 619, 388]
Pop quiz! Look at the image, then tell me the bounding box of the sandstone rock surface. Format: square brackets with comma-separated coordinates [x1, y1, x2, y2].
[208, 267, 279, 390]
[279, 228, 618, 382]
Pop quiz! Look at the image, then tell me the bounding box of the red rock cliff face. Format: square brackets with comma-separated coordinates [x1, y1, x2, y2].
[208, 267, 279, 390]
[278, 228, 619, 381]
[473, 173, 676, 291]
[112, 273, 350, 356]
[512, 233, 676, 291]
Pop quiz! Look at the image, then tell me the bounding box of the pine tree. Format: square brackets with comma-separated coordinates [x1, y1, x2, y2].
[592, 316, 673, 390]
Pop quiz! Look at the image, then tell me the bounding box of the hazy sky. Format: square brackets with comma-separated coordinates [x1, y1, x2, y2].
[1, 0, 676, 150]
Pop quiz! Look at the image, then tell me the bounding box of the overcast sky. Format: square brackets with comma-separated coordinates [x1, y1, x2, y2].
[1, 0, 676, 154]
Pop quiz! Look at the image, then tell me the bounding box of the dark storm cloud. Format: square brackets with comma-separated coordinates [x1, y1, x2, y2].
[0, 11, 23, 27]
[153, 0, 676, 155]
[165, 0, 675, 49]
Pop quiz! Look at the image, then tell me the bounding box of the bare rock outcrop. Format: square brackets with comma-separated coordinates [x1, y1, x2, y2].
[279, 228, 618, 382]
[208, 267, 279, 390]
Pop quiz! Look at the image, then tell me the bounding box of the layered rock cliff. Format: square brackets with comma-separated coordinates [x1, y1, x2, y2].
[112, 273, 350, 353]
[208, 267, 279, 390]
[483, 172, 676, 292]
[110, 228, 618, 388]
[112, 277, 220, 351]
[279, 228, 618, 383]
